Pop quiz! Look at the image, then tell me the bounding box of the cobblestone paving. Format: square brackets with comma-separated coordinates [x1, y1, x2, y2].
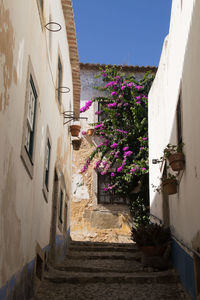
[35, 241, 189, 300]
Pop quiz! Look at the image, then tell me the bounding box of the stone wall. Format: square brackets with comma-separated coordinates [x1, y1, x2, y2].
[71, 139, 132, 243]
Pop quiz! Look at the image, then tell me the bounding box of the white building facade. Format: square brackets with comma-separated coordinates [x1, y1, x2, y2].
[149, 1, 200, 299]
[0, 0, 80, 299]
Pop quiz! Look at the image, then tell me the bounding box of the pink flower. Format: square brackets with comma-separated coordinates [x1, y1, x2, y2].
[135, 85, 143, 91]
[141, 167, 146, 171]
[121, 85, 126, 90]
[114, 151, 119, 158]
[111, 172, 115, 177]
[123, 146, 129, 151]
[140, 147, 144, 151]
[124, 151, 133, 157]
[136, 101, 141, 104]
[111, 91, 117, 96]
[94, 160, 101, 170]
[101, 171, 106, 175]
[81, 130, 86, 135]
[136, 96, 141, 100]
[104, 187, 108, 192]
[95, 111, 102, 115]
[110, 143, 118, 149]
[107, 102, 117, 108]
[142, 137, 148, 141]
[95, 123, 103, 129]
[117, 166, 123, 172]
[80, 100, 93, 113]
[127, 82, 134, 87]
[97, 143, 103, 148]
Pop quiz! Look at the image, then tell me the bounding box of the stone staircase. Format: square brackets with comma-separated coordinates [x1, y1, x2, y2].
[34, 241, 188, 300]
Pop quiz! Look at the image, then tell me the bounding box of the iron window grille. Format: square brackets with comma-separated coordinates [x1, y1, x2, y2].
[97, 172, 127, 205]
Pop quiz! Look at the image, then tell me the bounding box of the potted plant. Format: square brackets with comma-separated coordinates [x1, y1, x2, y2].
[87, 128, 94, 136]
[72, 138, 82, 150]
[131, 223, 171, 257]
[70, 124, 81, 137]
[161, 174, 178, 195]
[163, 143, 185, 171]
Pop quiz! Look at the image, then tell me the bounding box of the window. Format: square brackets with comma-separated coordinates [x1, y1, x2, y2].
[98, 172, 127, 204]
[43, 128, 52, 201]
[57, 56, 63, 104]
[98, 102, 106, 122]
[25, 75, 37, 161]
[36, 0, 44, 26]
[59, 190, 63, 224]
[63, 203, 68, 234]
[176, 92, 182, 144]
[40, 0, 43, 12]
[21, 62, 38, 179]
[44, 139, 51, 190]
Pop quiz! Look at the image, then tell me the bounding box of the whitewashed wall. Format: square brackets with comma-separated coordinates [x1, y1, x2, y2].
[0, 0, 74, 291]
[149, 0, 200, 248]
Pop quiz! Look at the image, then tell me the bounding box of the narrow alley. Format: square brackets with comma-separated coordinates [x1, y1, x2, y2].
[34, 241, 187, 300]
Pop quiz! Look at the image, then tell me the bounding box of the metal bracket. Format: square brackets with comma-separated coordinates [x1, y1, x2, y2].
[62, 111, 88, 125]
[152, 159, 163, 164]
[44, 22, 62, 32]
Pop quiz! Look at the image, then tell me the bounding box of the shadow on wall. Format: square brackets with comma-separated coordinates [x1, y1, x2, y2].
[149, 94, 197, 300]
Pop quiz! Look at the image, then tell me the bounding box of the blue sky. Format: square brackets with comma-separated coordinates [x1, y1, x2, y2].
[73, 0, 172, 67]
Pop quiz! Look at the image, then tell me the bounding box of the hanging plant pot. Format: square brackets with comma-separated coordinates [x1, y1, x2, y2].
[70, 125, 81, 137]
[168, 152, 185, 171]
[87, 128, 94, 136]
[72, 138, 82, 150]
[162, 178, 178, 195]
[141, 245, 166, 257]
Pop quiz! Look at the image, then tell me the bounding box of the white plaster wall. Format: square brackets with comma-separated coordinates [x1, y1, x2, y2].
[0, 0, 73, 287]
[149, 0, 200, 247]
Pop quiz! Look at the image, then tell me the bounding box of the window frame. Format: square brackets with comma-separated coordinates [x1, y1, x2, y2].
[59, 189, 64, 224]
[21, 59, 39, 179]
[42, 127, 52, 202]
[56, 54, 63, 106]
[97, 172, 127, 205]
[36, 0, 44, 28]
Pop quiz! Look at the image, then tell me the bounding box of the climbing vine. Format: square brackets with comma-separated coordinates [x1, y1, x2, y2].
[80, 66, 155, 226]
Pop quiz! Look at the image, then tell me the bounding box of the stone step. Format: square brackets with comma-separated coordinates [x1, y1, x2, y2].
[69, 241, 135, 248]
[44, 269, 179, 285]
[68, 245, 139, 253]
[54, 260, 142, 273]
[54, 266, 142, 273]
[65, 251, 142, 261]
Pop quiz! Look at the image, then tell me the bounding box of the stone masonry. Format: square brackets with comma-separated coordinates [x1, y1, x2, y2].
[34, 240, 189, 300]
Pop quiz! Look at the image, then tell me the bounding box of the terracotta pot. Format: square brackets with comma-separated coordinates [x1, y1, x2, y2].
[70, 125, 81, 137]
[168, 152, 185, 171]
[72, 139, 82, 150]
[87, 128, 94, 136]
[141, 245, 166, 257]
[162, 179, 177, 195]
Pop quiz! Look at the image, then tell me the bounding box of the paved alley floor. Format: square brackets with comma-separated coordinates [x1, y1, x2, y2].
[34, 241, 189, 300]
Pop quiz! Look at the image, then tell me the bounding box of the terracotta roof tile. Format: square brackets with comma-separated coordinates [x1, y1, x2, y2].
[80, 62, 157, 73]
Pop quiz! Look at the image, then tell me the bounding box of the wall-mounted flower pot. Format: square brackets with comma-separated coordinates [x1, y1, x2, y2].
[141, 245, 166, 257]
[70, 125, 81, 137]
[87, 128, 94, 136]
[168, 152, 185, 171]
[162, 179, 177, 195]
[72, 138, 82, 150]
